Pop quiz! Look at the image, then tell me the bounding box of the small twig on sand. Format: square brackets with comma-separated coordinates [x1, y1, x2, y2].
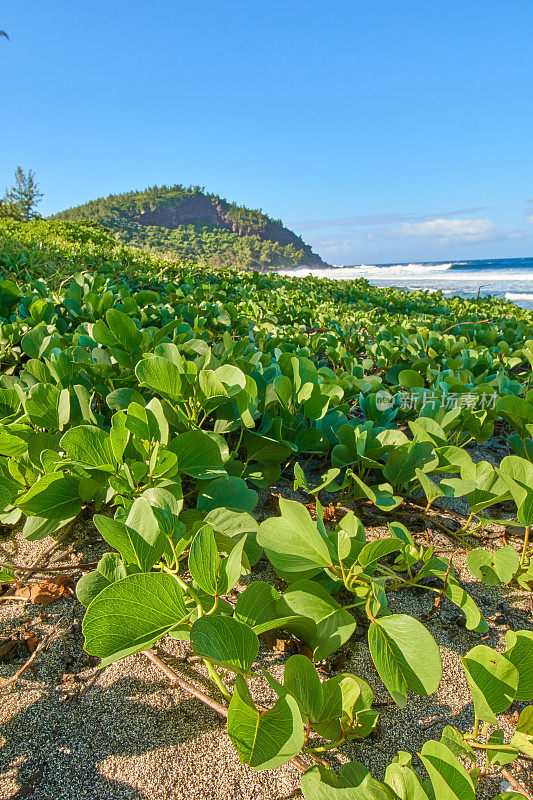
[20, 540, 65, 581]
[0, 596, 29, 603]
[0, 616, 66, 691]
[418, 714, 452, 731]
[144, 648, 230, 717]
[501, 768, 533, 800]
[0, 560, 98, 574]
[0, 538, 77, 597]
[143, 649, 309, 772]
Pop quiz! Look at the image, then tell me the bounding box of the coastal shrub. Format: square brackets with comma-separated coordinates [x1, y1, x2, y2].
[1, 218, 532, 797]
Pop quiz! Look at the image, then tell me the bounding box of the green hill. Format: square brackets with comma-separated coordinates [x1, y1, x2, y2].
[50, 184, 326, 269]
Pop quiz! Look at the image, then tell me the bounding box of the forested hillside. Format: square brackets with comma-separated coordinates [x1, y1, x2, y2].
[51, 184, 326, 269]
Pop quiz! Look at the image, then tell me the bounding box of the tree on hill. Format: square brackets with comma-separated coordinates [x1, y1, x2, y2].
[0, 167, 43, 221]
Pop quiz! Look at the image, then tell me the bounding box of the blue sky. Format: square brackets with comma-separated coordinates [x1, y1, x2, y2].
[1, 0, 532, 264]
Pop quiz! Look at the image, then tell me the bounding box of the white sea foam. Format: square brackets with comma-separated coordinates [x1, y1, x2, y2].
[281, 265, 533, 283]
[505, 292, 533, 301]
[278, 260, 533, 309]
[280, 263, 454, 279]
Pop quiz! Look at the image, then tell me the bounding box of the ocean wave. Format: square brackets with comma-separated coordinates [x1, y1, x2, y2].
[505, 292, 533, 301]
[280, 263, 454, 279]
[285, 267, 533, 283]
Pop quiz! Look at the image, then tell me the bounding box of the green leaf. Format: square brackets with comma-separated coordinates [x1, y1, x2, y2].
[496, 396, 533, 439]
[18, 473, 82, 520]
[399, 369, 425, 388]
[313, 673, 377, 741]
[196, 476, 258, 513]
[504, 630, 533, 701]
[510, 706, 533, 757]
[233, 580, 318, 643]
[0, 565, 16, 583]
[368, 615, 442, 707]
[257, 498, 333, 574]
[350, 474, 403, 511]
[419, 741, 475, 800]
[126, 494, 162, 538]
[205, 506, 261, 564]
[442, 576, 488, 633]
[82, 572, 187, 665]
[0, 428, 29, 457]
[76, 553, 127, 607]
[218, 535, 246, 595]
[357, 538, 405, 568]
[93, 308, 142, 351]
[490, 794, 529, 800]
[107, 308, 142, 349]
[467, 546, 520, 586]
[461, 645, 519, 723]
[60, 425, 116, 471]
[279, 579, 356, 660]
[21, 325, 51, 359]
[283, 654, 324, 721]
[485, 729, 519, 767]
[301, 763, 394, 800]
[110, 410, 129, 461]
[22, 513, 78, 542]
[415, 468, 444, 504]
[439, 726, 475, 761]
[385, 756, 430, 800]
[188, 524, 220, 596]
[135, 356, 183, 402]
[383, 441, 438, 488]
[94, 508, 162, 573]
[198, 369, 229, 411]
[499, 455, 533, 526]
[0, 484, 13, 512]
[190, 615, 259, 676]
[142, 485, 183, 538]
[227, 674, 304, 770]
[170, 430, 226, 479]
[106, 387, 146, 411]
[25, 383, 60, 429]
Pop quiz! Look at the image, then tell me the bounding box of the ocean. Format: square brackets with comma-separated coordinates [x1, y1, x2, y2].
[279, 257, 533, 310]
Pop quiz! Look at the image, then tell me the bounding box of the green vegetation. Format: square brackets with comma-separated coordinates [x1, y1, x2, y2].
[51, 184, 322, 269]
[1, 167, 43, 222]
[1, 218, 533, 798]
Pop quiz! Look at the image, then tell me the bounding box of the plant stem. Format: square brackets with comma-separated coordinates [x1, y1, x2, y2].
[167, 570, 204, 609]
[469, 741, 518, 753]
[520, 526, 530, 567]
[167, 538, 181, 571]
[205, 595, 219, 616]
[365, 594, 377, 623]
[304, 736, 346, 754]
[204, 659, 232, 702]
[465, 716, 480, 740]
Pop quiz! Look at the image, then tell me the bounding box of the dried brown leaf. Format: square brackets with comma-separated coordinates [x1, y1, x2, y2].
[15, 575, 72, 606]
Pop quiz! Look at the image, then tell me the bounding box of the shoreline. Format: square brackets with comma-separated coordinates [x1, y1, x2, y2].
[275, 260, 533, 310]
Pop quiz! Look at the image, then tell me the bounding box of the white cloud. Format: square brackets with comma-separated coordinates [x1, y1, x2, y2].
[291, 208, 489, 232]
[527, 215, 533, 225]
[396, 218, 496, 242]
[305, 215, 528, 264]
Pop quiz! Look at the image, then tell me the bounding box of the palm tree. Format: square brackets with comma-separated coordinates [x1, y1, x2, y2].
[0, 30, 9, 40]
